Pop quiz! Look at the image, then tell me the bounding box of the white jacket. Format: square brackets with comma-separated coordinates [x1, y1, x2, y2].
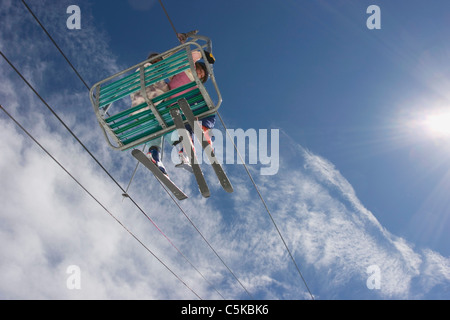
[130, 62, 169, 115]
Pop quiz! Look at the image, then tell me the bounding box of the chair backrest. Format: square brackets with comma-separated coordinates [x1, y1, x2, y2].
[89, 37, 221, 151]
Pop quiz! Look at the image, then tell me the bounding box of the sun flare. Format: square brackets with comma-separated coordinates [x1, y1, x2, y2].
[424, 111, 450, 137]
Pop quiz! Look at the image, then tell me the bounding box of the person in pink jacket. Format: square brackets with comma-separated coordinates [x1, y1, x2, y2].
[132, 32, 215, 176]
[169, 33, 216, 172]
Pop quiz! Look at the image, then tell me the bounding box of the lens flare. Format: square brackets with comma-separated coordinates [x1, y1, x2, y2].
[424, 111, 450, 137]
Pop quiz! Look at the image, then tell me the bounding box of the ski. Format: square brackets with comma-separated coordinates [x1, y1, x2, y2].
[178, 98, 233, 193]
[132, 149, 188, 201]
[170, 108, 211, 198]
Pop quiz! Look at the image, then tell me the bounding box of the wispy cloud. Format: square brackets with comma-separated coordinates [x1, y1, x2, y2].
[256, 139, 450, 299]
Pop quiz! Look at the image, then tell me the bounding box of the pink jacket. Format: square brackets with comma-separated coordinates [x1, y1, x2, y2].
[168, 50, 202, 100]
[130, 51, 202, 114]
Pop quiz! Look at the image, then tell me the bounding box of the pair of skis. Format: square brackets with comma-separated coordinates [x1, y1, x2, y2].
[132, 98, 233, 200]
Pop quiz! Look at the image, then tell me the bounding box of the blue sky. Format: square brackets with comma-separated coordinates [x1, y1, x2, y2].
[1, 0, 450, 300]
[92, 0, 450, 256]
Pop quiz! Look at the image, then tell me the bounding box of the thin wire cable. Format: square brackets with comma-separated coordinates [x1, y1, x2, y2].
[122, 144, 145, 200]
[153, 0, 254, 298]
[157, 0, 180, 42]
[21, 0, 90, 91]
[155, 177, 253, 299]
[217, 112, 315, 300]
[0, 50, 216, 299]
[0, 103, 201, 300]
[18, 0, 253, 299]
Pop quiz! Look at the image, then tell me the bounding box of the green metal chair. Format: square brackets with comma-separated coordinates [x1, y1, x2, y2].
[89, 36, 221, 151]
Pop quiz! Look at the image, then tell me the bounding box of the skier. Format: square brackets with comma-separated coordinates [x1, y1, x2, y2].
[130, 31, 217, 176]
[171, 31, 217, 172]
[92, 31, 232, 200]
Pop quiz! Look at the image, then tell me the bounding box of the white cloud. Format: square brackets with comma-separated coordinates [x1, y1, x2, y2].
[256, 142, 450, 299]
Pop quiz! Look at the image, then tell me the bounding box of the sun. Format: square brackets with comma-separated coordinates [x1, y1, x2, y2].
[424, 111, 450, 138]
